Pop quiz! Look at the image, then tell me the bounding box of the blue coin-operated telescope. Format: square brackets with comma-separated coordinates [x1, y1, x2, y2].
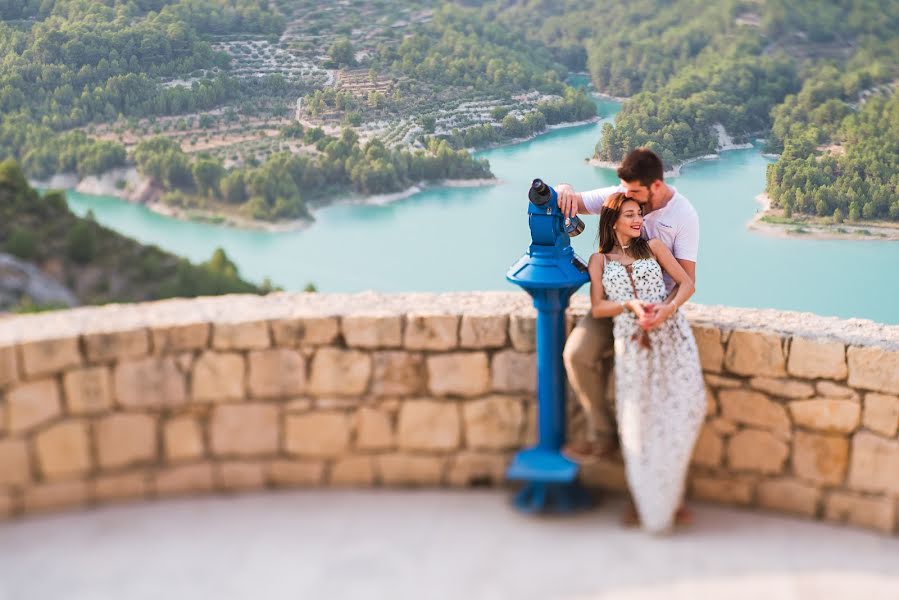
[506, 178, 591, 513]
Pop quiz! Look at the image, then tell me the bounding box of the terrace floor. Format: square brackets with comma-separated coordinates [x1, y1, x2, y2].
[1, 490, 897, 600]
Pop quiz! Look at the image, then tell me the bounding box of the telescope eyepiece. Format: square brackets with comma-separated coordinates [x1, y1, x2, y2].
[529, 178, 552, 205]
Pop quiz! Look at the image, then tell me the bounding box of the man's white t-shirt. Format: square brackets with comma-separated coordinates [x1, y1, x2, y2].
[581, 185, 699, 294]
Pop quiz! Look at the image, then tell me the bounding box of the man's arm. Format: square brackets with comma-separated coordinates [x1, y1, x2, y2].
[662, 258, 696, 303]
[555, 183, 620, 217]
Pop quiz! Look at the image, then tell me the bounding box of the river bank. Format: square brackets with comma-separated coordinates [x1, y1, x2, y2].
[587, 122, 755, 177]
[42, 168, 501, 232]
[748, 193, 899, 241]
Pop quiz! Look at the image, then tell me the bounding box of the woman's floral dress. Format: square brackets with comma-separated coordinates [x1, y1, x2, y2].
[601, 255, 706, 533]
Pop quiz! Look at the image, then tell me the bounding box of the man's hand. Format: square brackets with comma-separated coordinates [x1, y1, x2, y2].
[555, 183, 579, 218]
[641, 302, 676, 330]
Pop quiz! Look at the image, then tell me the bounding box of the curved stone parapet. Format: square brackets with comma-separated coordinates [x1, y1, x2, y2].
[0, 292, 896, 533]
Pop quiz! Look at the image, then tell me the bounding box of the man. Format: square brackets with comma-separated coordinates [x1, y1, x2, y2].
[556, 148, 700, 461]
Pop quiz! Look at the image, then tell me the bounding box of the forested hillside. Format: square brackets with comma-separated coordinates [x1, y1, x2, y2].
[488, 0, 899, 222]
[0, 159, 264, 310]
[0, 0, 594, 223]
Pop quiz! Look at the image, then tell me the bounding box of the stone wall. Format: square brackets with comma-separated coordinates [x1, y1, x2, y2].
[0, 292, 897, 533]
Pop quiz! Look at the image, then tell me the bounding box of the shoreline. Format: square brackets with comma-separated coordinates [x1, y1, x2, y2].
[37, 169, 502, 232]
[588, 153, 722, 178]
[326, 177, 502, 208]
[588, 123, 755, 177]
[466, 116, 601, 154]
[748, 193, 899, 241]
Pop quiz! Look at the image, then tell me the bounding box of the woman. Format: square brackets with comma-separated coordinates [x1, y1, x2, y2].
[587, 192, 705, 534]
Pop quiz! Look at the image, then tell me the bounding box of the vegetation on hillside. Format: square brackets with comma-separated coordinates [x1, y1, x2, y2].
[486, 0, 899, 222]
[0, 158, 266, 309]
[0, 0, 600, 223]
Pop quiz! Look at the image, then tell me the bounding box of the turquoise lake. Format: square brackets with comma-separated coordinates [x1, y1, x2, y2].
[66, 99, 899, 324]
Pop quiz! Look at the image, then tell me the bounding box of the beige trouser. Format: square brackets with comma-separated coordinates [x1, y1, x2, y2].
[563, 313, 617, 442]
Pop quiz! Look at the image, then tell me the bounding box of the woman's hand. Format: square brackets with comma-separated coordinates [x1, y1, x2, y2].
[624, 299, 649, 321]
[641, 302, 676, 330]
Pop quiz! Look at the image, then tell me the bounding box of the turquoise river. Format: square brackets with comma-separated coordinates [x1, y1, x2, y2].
[66, 100, 899, 324]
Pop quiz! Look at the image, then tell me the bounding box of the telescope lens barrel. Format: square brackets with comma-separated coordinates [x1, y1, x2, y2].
[528, 178, 551, 205]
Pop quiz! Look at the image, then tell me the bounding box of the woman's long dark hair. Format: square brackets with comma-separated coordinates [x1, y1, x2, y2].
[598, 192, 653, 259]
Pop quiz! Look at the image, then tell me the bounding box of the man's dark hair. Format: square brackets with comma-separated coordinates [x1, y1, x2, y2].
[616, 148, 664, 187]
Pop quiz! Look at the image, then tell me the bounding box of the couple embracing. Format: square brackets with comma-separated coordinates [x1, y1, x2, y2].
[557, 148, 705, 534]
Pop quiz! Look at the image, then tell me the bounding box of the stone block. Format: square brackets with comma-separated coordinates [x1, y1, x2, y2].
[211, 404, 279, 457]
[490, 350, 536, 394]
[691, 425, 724, 468]
[793, 431, 849, 486]
[825, 491, 897, 533]
[397, 400, 461, 451]
[284, 412, 351, 457]
[693, 325, 724, 373]
[35, 421, 91, 479]
[727, 429, 789, 474]
[151, 323, 210, 353]
[115, 357, 186, 408]
[371, 352, 425, 397]
[788, 399, 860, 434]
[426, 352, 490, 397]
[705, 388, 717, 416]
[709, 417, 738, 435]
[719, 389, 790, 437]
[0, 439, 30, 486]
[154, 463, 215, 496]
[20, 337, 81, 377]
[308, 348, 371, 396]
[749, 377, 814, 399]
[23, 481, 88, 514]
[267, 460, 324, 487]
[757, 478, 820, 517]
[191, 352, 245, 402]
[342, 315, 403, 348]
[459, 315, 508, 349]
[330, 456, 375, 486]
[8, 378, 61, 433]
[164, 416, 205, 462]
[816, 381, 858, 400]
[724, 331, 786, 377]
[847, 431, 899, 496]
[404, 314, 459, 351]
[63, 366, 113, 415]
[848, 346, 899, 395]
[217, 462, 266, 491]
[0, 345, 19, 387]
[212, 321, 270, 350]
[462, 395, 524, 450]
[376, 454, 444, 486]
[84, 329, 149, 363]
[580, 459, 629, 492]
[863, 393, 899, 438]
[448, 452, 508, 487]
[96, 413, 157, 470]
[509, 313, 536, 352]
[355, 407, 395, 450]
[271, 317, 340, 347]
[248, 349, 306, 398]
[690, 476, 754, 505]
[704, 374, 743, 388]
[285, 398, 314, 412]
[788, 337, 847, 380]
[94, 472, 148, 503]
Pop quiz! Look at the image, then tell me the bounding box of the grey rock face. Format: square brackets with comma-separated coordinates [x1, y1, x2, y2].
[0, 252, 78, 311]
